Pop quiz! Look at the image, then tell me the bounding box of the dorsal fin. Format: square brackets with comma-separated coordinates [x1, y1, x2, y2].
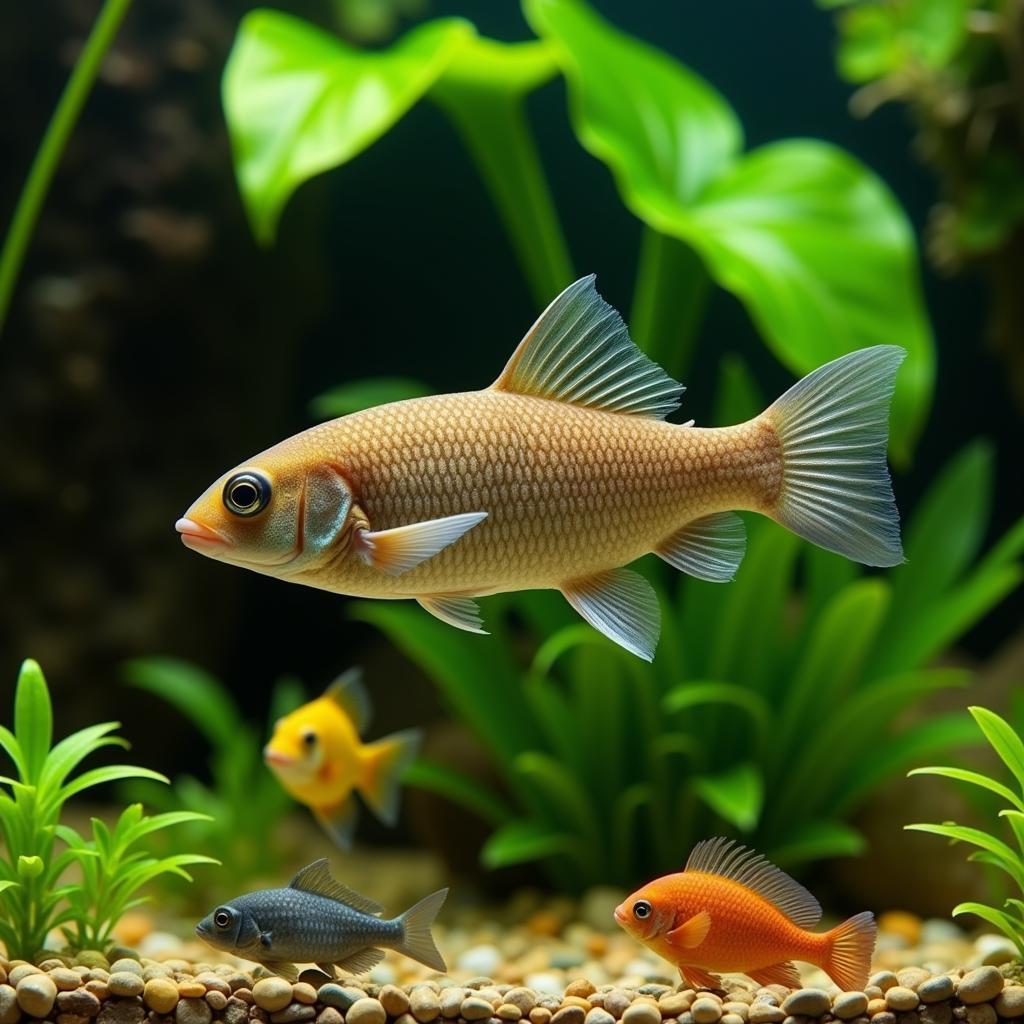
[491, 275, 684, 419]
[325, 668, 372, 734]
[289, 858, 384, 916]
[684, 837, 821, 927]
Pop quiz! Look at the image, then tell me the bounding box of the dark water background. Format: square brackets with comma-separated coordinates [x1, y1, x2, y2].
[0, 1, 1019, 815]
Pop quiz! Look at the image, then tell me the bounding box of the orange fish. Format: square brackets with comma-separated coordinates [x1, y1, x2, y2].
[615, 838, 877, 991]
[263, 669, 420, 850]
[176, 276, 904, 660]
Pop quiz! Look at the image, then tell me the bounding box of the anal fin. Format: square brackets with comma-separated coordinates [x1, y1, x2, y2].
[678, 965, 722, 992]
[315, 963, 338, 980]
[657, 512, 746, 582]
[417, 594, 487, 634]
[357, 512, 487, 575]
[335, 948, 385, 976]
[746, 961, 802, 988]
[258, 963, 298, 983]
[561, 566, 660, 662]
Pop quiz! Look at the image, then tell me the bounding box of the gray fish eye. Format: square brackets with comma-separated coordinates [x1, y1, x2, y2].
[633, 900, 652, 920]
[223, 472, 271, 517]
[214, 908, 232, 929]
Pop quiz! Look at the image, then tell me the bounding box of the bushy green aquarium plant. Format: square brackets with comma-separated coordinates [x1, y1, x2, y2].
[0, 659, 216, 958]
[908, 703, 1024, 957]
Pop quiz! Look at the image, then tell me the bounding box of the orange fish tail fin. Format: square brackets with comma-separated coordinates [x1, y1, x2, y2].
[822, 910, 877, 990]
[358, 728, 422, 826]
[765, 345, 905, 568]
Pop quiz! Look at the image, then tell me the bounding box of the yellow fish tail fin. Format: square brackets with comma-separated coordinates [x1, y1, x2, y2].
[358, 728, 422, 825]
[822, 910, 877, 991]
[766, 345, 905, 567]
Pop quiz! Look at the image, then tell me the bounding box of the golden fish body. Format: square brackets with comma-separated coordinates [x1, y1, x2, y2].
[177, 275, 904, 659]
[279, 391, 780, 599]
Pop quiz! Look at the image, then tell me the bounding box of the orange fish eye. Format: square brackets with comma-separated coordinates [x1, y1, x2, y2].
[632, 899, 652, 920]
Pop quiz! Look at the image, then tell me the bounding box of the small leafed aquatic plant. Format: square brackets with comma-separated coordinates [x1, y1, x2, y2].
[907, 704, 1024, 957]
[0, 659, 214, 958]
[122, 656, 304, 898]
[616, 838, 876, 991]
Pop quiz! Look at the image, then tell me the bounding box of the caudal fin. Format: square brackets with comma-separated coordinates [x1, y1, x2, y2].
[394, 888, 448, 972]
[765, 345, 905, 567]
[358, 728, 421, 826]
[822, 910, 877, 990]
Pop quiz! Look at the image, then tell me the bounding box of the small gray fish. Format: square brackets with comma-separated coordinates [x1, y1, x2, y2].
[196, 859, 448, 981]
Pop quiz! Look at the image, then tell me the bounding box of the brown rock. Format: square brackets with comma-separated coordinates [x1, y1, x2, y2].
[567, 985, 597, 1002]
[316, 1011, 343, 1024]
[57, 990, 101, 1017]
[884, 989, 918, 1013]
[498, 1007, 523, 1022]
[379, 986, 410, 1017]
[530, 1010, 553, 1024]
[957, 970, 1002, 1007]
[552, 1009, 585, 1024]
[205, 993, 227, 1012]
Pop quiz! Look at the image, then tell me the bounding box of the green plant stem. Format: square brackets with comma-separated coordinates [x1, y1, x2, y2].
[433, 91, 573, 308]
[0, 0, 133, 337]
[630, 227, 709, 381]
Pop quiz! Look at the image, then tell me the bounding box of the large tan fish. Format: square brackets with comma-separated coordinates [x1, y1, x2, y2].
[176, 276, 904, 660]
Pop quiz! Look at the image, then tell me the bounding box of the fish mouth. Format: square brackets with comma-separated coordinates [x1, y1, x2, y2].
[613, 905, 627, 926]
[176, 517, 229, 551]
[263, 745, 295, 768]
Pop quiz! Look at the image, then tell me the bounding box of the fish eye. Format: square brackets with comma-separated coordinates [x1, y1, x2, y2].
[633, 900, 652, 920]
[301, 728, 317, 748]
[223, 472, 271, 517]
[213, 908, 233, 929]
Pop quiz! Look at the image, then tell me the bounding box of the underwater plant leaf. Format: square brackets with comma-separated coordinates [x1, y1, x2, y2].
[692, 762, 763, 832]
[310, 377, 432, 420]
[524, 0, 742, 208]
[970, 706, 1024, 796]
[403, 758, 513, 827]
[672, 141, 933, 461]
[40, 725, 127, 795]
[712, 354, 763, 427]
[766, 820, 866, 868]
[53, 765, 169, 809]
[908, 766, 1024, 813]
[481, 819, 581, 869]
[0, 726, 26, 781]
[515, 751, 600, 846]
[223, 9, 473, 243]
[663, 681, 771, 743]
[951, 902, 1024, 957]
[14, 659, 52, 784]
[123, 657, 242, 751]
[905, 824, 1024, 889]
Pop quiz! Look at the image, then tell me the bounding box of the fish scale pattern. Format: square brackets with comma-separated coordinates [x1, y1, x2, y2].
[233, 888, 399, 962]
[288, 389, 783, 598]
[649, 873, 823, 973]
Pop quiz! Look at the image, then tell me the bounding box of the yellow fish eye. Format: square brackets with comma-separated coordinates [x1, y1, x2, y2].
[223, 472, 271, 517]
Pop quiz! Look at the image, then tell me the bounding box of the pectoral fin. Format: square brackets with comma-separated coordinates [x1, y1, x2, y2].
[356, 512, 487, 575]
[666, 910, 711, 949]
[334, 948, 385, 976]
[561, 567, 660, 661]
[315, 797, 358, 851]
[657, 512, 746, 582]
[259, 962, 298, 983]
[417, 594, 487, 634]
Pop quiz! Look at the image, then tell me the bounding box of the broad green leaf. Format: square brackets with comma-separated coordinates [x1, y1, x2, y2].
[908, 766, 1024, 812]
[14, 660, 52, 783]
[971, 706, 1024, 795]
[905, 823, 1024, 888]
[663, 681, 770, 741]
[524, 0, 741, 207]
[515, 751, 599, 844]
[767, 820, 865, 867]
[404, 758, 513, 826]
[123, 657, 241, 751]
[481, 819, 580, 869]
[672, 141, 933, 460]
[0, 726, 25, 781]
[0, 880, 17, 894]
[53, 766, 168, 808]
[223, 9, 473, 242]
[692, 762, 763, 832]
[39, 724, 127, 794]
[310, 377, 431, 420]
[952, 902, 1024, 956]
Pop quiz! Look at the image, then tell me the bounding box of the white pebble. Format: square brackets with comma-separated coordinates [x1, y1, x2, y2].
[457, 946, 502, 977]
[525, 975, 564, 997]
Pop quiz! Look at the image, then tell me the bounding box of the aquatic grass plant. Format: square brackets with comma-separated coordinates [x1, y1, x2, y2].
[359, 365, 1024, 889]
[121, 656, 305, 899]
[0, 659, 213, 958]
[907, 704, 1024, 957]
[0, 0, 133, 337]
[220, 0, 933, 464]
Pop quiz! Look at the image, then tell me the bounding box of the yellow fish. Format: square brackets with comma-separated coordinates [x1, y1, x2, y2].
[263, 669, 420, 849]
[177, 276, 904, 660]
